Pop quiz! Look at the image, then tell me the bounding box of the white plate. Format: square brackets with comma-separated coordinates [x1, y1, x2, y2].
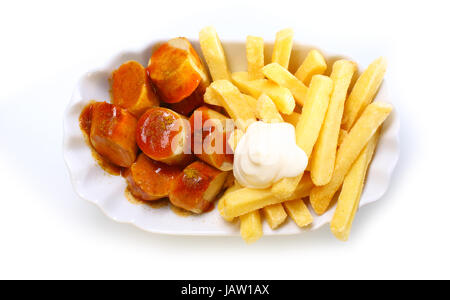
[63, 39, 400, 236]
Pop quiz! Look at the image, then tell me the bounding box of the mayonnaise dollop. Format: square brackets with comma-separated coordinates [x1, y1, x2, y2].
[233, 121, 308, 189]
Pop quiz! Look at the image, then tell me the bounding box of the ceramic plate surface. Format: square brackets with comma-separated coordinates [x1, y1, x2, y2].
[63, 38, 400, 236]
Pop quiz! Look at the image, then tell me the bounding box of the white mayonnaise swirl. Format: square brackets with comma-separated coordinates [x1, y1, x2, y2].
[233, 121, 308, 189]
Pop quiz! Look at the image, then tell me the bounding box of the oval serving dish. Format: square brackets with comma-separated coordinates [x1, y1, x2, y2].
[63, 38, 400, 236]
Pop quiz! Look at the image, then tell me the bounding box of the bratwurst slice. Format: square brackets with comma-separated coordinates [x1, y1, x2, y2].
[111, 60, 159, 118]
[125, 153, 181, 201]
[136, 107, 193, 166]
[148, 37, 209, 103]
[190, 106, 234, 171]
[169, 161, 228, 214]
[89, 102, 138, 167]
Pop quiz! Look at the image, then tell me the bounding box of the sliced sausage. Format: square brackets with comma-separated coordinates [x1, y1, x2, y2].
[169, 161, 229, 214]
[190, 106, 234, 171]
[136, 107, 193, 166]
[89, 102, 138, 167]
[125, 153, 181, 201]
[148, 37, 209, 103]
[111, 60, 159, 117]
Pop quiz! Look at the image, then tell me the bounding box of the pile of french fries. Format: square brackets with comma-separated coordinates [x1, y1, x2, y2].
[199, 26, 391, 243]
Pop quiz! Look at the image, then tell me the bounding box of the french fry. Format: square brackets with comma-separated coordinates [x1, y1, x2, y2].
[269, 176, 302, 200]
[262, 204, 287, 229]
[272, 28, 294, 69]
[310, 102, 392, 215]
[338, 129, 348, 146]
[246, 36, 265, 80]
[270, 75, 333, 198]
[242, 94, 258, 112]
[262, 63, 308, 106]
[231, 72, 263, 96]
[240, 210, 263, 244]
[330, 130, 380, 241]
[282, 111, 301, 127]
[283, 199, 313, 228]
[223, 173, 313, 219]
[294, 50, 327, 86]
[310, 60, 356, 186]
[295, 75, 334, 157]
[203, 86, 222, 106]
[205, 86, 258, 113]
[210, 80, 257, 131]
[256, 94, 283, 123]
[231, 72, 295, 114]
[218, 183, 242, 222]
[199, 26, 231, 81]
[341, 57, 387, 131]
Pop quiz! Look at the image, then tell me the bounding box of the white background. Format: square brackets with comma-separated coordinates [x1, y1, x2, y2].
[0, 0, 449, 280]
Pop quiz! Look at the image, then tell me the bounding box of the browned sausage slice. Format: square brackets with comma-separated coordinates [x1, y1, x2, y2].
[190, 106, 234, 171]
[89, 102, 138, 167]
[136, 107, 193, 166]
[112, 60, 159, 117]
[148, 37, 209, 103]
[169, 161, 228, 213]
[125, 153, 181, 201]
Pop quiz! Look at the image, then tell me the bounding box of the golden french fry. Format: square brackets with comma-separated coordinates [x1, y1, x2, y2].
[269, 176, 303, 199]
[203, 86, 221, 106]
[295, 50, 327, 86]
[240, 210, 263, 244]
[256, 94, 283, 123]
[310, 60, 356, 186]
[210, 80, 256, 131]
[295, 75, 334, 157]
[282, 111, 301, 127]
[272, 28, 294, 69]
[218, 183, 242, 222]
[338, 129, 348, 146]
[227, 128, 244, 152]
[283, 199, 313, 228]
[242, 94, 258, 112]
[231, 72, 263, 96]
[262, 63, 308, 106]
[218, 199, 232, 221]
[263, 204, 287, 229]
[223, 173, 313, 219]
[270, 75, 334, 198]
[246, 36, 265, 80]
[199, 26, 231, 81]
[206, 86, 257, 113]
[231, 72, 295, 114]
[310, 102, 392, 215]
[330, 130, 380, 241]
[341, 57, 387, 130]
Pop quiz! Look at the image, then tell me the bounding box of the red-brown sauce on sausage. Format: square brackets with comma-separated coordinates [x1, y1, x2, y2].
[79, 102, 94, 135]
[170, 163, 218, 213]
[190, 108, 234, 167]
[137, 108, 183, 160]
[79, 102, 123, 176]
